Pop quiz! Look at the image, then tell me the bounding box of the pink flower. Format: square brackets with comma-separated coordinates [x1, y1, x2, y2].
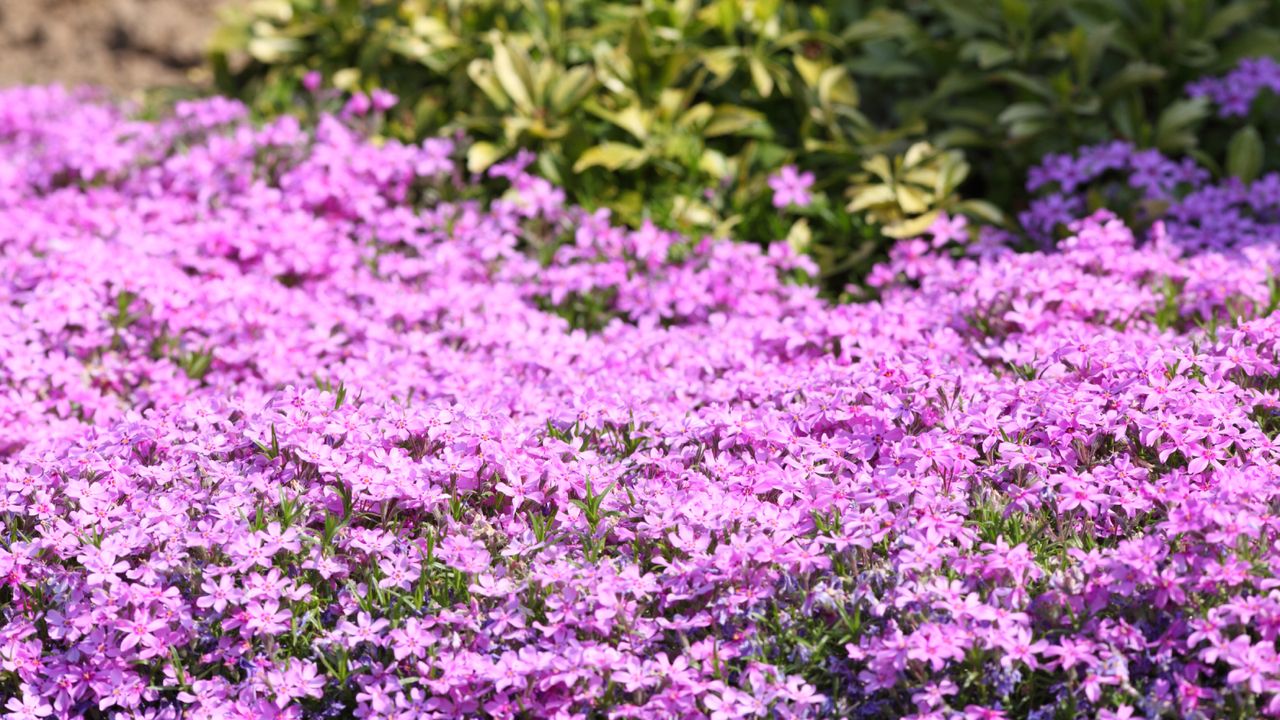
[197, 574, 241, 614]
[118, 611, 167, 657]
[4, 688, 51, 720]
[371, 89, 398, 111]
[343, 92, 372, 116]
[1223, 636, 1277, 694]
[906, 623, 968, 671]
[243, 599, 292, 636]
[268, 660, 326, 707]
[927, 212, 969, 247]
[768, 165, 815, 208]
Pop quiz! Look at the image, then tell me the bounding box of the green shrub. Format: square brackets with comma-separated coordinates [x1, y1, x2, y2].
[210, 0, 1280, 291]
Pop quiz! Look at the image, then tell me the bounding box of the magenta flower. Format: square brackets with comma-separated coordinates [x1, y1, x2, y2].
[4, 688, 51, 720]
[343, 92, 372, 116]
[371, 89, 399, 112]
[243, 599, 292, 636]
[269, 661, 326, 707]
[197, 574, 241, 614]
[1223, 636, 1277, 694]
[927, 212, 969, 247]
[768, 165, 815, 208]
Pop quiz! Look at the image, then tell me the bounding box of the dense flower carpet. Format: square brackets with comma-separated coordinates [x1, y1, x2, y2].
[3, 86, 1280, 718]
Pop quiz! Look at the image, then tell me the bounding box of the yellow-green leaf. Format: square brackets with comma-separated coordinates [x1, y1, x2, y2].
[895, 184, 932, 214]
[884, 210, 941, 238]
[902, 142, 935, 169]
[468, 60, 511, 110]
[817, 66, 858, 111]
[701, 48, 740, 81]
[589, 104, 651, 141]
[573, 143, 649, 172]
[671, 195, 718, 228]
[748, 55, 774, 98]
[247, 36, 304, 63]
[466, 142, 506, 174]
[677, 103, 715, 131]
[491, 42, 535, 113]
[704, 105, 765, 137]
[699, 148, 730, 178]
[794, 55, 824, 88]
[549, 66, 596, 113]
[786, 218, 812, 254]
[331, 68, 361, 92]
[861, 154, 894, 183]
[846, 184, 896, 213]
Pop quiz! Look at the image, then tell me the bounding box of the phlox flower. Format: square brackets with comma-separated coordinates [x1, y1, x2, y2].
[768, 165, 815, 209]
[197, 574, 241, 614]
[268, 660, 326, 707]
[243, 599, 292, 637]
[927, 212, 969, 248]
[4, 687, 51, 720]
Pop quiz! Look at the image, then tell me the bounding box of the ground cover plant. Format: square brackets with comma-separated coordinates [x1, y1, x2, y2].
[4, 85, 1280, 719]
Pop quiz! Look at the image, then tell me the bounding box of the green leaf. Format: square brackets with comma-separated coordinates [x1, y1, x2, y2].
[936, 157, 970, 198]
[956, 199, 1007, 225]
[997, 102, 1051, 125]
[993, 70, 1056, 100]
[1206, 1, 1264, 40]
[1099, 62, 1167, 99]
[572, 143, 649, 172]
[1226, 125, 1264, 184]
[961, 39, 1015, 68]
[841, 11, 917, 43]
[1155, 98, 1210, 153]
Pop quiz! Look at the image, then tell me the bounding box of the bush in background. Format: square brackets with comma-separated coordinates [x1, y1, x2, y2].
[210, 0, 1280, 290]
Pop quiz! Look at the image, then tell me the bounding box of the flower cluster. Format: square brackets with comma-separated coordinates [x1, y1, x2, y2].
[1021, 139, 1280, 251]
[3, 86, 1280, 719]
[1188, 56, 1280, 117]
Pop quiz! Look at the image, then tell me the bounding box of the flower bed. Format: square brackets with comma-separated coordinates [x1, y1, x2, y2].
[3, 87, 1280, 718]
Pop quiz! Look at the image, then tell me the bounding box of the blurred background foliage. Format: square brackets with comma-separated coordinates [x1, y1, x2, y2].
[210, 0, 1280, 292]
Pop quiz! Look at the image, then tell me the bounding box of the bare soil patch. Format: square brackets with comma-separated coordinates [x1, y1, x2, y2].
[0, 0, 237, 93]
